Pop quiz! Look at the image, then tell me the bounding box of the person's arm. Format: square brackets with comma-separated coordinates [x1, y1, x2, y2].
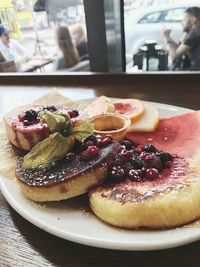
[11, 40, 31, 62]
[162, 29, 190, 61]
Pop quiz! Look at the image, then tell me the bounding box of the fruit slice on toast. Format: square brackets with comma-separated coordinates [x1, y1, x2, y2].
[89, 110, 200, 229]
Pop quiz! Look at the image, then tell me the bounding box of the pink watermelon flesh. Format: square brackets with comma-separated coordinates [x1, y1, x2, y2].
[126, 111, 200, 158]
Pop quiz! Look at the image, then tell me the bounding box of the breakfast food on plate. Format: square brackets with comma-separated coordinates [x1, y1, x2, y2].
[114, 99, 144, 123]
[83, 96, 159, 132]
[2, 92, 200, 229]
[91, 113, 131, 141]
[84, 96, 115, 118]
[16, 139, 121, 202]
[4, 105, 80, 151]
[89, 110, 200, 228]
[127, 103, 159, 132]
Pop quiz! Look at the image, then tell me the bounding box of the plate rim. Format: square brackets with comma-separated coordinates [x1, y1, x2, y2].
[1, 100, 200, 251]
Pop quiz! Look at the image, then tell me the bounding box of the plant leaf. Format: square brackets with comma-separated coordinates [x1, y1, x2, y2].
[71, 120, 94, 141]
[22, 133, 73, 169]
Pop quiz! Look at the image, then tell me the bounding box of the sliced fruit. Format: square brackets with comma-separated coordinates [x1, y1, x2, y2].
[114, 99, 144, 123]
[126, 110, 200, 158]
[84, 96, 115, 118]
[127, 103, 159, 132]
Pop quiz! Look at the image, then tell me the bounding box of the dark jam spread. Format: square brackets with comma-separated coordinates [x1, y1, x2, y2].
[16, 142, 121, 187]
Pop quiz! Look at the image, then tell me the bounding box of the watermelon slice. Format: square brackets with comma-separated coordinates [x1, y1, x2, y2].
[126, 110, 200, 158]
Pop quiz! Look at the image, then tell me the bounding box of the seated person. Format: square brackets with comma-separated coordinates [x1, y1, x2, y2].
[163, 7, 200, 70]
[53, 25, 79, 71]
[0, 24, 30, 63]
[70, 24, 89, 61]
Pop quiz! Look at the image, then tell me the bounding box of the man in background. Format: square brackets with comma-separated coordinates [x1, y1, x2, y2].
[163, 7, 200, 70]
[0, 24, 30, 63]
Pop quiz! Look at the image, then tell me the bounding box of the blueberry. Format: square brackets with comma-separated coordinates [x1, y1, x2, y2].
[144, 144, 157, 153]
[121, 140, 132, 150]
[83, 135, 97, 145]
[156, 152, 172, 163]
[24, 109, 38, 122]
[109, 166, 125, 182]
[130, 158, 144, 169]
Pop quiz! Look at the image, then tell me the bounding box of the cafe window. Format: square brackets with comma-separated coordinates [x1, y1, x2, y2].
[1, 0, 200, 74]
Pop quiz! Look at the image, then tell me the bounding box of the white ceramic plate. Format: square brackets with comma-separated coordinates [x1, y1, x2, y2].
[1, 101, 200, 251]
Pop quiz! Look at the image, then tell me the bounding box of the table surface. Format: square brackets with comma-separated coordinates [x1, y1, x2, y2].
[18, 58, 54, 72]
[1, 84, 200, 267]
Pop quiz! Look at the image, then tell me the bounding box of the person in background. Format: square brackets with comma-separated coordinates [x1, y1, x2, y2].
[70, 24, 89, 61]
[54, 25, 79, 71]
[163, 7, 200, 70]
[0, 24, 30, 63]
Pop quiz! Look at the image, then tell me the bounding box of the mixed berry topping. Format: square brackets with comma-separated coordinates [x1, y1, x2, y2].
[106, 140, 173, 183]
[18, 107, 79, 127]
[18, 109, 39, 126]
[66, 135, 173, 183]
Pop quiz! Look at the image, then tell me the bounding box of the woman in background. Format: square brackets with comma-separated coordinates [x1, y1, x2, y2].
[54, 25, 79, 71]
[70, 24, 89, 61]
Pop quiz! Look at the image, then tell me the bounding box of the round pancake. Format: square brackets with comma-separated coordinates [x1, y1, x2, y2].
[16, 142, 121, 202]
[89, 156, 200, 228]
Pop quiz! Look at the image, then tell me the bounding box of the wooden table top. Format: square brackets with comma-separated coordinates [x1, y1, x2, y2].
[1, 82, 200, 267]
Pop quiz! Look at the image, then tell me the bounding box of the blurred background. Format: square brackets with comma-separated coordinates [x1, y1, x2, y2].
[0, 0, 199, 73]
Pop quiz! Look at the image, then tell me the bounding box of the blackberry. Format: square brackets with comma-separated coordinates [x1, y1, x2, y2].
[121, 140, 132, 150]
[130, 158, 144, 169]
[123, 163, 133, 175]
[142, 153, 162, 171]
[145, 168, 159, 180]
[156, 152, 172, 164]
[73, 140, 86, 153]
[119, 149, 133, 161]
[144, 144, 157, 153]
[109, 166, 125, 182]
[24, 109, 38, 122]
[43, 105, 57, 112]
[83, 135, 97, 145]
[129, 169, 143, 181]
